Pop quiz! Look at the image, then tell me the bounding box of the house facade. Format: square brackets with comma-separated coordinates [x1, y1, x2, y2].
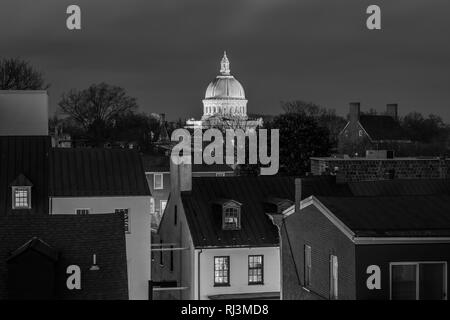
[281, 178, 450, 300]
[153, 161, 293, 300]
[142, 154, 235, 229]
[48, 148, 152, 300]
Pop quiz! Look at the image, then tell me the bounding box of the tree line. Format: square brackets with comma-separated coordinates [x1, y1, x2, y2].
[2, 58, 449, 176]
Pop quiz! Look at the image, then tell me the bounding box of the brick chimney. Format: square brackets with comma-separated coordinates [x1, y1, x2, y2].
[386, 104, 398, 120]
[349, 102, 360, 123]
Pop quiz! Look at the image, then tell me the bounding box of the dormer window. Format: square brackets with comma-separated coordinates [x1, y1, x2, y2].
[222, 201, 242, 230]
[10, 174, 33, 210]
[13, 186, 31, 209]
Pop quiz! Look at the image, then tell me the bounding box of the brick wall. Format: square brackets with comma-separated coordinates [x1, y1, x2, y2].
[311, 158, 449, 182]
[282, 206, 356, 300]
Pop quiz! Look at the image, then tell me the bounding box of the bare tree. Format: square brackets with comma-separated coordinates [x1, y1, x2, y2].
[58, 83, 138, 131]
[0, 58, 49, 90]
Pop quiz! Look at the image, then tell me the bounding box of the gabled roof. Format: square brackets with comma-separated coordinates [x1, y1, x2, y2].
[181, 176, 295, 248]
[0, 136, 50, 215]
[49, 148, 150, 197]
[315, 195, 450, 237]
[359, 115, 408, 141]
[10, 174, 33, 187]
[0, 214, 128, 299]
[7, 237, 58, 262]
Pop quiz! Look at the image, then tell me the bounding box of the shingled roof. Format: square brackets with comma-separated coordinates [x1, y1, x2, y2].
[316, 195, 450, 237]
[359, 114, 408, 141]
[49, 148, 150, 197]
[181, 176, 295, 248]
[0, 214, 128, 299]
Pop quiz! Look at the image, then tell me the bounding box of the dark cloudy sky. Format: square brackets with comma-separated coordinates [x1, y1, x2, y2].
[1, 0, 449, 121]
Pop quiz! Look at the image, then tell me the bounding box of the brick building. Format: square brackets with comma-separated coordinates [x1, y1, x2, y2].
[311, 155, 449, 182]
[338, 102, 411, 156]
[280, 177, 450, 300]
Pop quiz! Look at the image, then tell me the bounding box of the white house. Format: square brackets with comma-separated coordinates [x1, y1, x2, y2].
[154, 161, 295, 300]
[48, 148, 152, 300]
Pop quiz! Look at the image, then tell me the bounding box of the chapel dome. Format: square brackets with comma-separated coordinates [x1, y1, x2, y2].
[204, 52, 246, 100]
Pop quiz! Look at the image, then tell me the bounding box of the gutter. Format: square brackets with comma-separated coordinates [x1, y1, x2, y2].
[197, 249, 203, 300]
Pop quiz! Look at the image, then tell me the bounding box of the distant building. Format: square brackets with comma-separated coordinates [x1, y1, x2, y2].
[153, 161, 294, 300]
[185, 52, 263, 131]
[281, 178, 450, 300]
[338, 102, 411, 156]
[311, 152, 449, 182]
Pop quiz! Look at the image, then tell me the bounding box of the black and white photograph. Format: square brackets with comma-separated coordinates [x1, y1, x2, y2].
[1, 0, 450, 310]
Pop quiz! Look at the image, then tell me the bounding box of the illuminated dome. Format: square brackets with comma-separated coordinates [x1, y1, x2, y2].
[204, 52, 246, 100]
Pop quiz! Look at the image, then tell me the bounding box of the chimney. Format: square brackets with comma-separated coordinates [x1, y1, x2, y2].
[349, 102, 360, 123]
[386, 104, 398, 120]
[170, 155, 192, 194]
[295, 178, 302, 213]
[159, 113, 166, 124]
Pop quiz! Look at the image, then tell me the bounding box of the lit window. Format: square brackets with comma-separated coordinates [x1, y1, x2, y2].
[216, 173, 226, 177]
[305, 245, 312, 287]
[12, 187, 31, 209]
[76, 208, 90, 215]
[330, 255, 338, 300]
[223, 206, 240, 230]
[248, 255, 264, 285]
[154, 173, 163, 190]
[115, 209, 130, 234]
[214, 256, 230, 286]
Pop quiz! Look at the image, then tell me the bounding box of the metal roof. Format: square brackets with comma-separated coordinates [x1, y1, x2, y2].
[49, 148, 150, 197]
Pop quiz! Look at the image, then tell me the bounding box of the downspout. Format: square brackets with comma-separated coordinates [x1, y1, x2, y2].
[197, 249, 203, 300]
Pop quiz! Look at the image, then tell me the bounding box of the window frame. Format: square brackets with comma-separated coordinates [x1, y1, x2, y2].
[154, 173, 164, 190]
[214, 256, 230, 287]
[248, 255, 264, 285]
[304, 245, 312, 288]
[76, 208, 90, 215]
[222, 204, 241, 230]
[115, 208, 131, 234]
[12, 186, 32, 209]
[330, 255, 338, 300]
[389, 261, 448, 300]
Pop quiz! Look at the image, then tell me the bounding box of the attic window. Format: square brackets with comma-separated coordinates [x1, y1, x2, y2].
[223, 204, 241, 230]
[12, 186, 31, 209]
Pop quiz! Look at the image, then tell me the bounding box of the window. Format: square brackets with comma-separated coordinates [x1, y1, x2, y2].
[216, 173, 226, 177]
[248, 255, 264, 285]
[222, 206, 240, 230]
[150, 197, 155, 213]
[174, 205, 177, 226]
[330, 255, 338, 300]
[115, 209, 130, 234]
[391, 262, 447, 300]
[154, 173, 163, 190]
[161, 200, 167, 213]
[76, 208, 90, 215]
[304, 245, 312, 287]
[214, 256, 230, 286]
[358, 130, 363, 137]
[12, 186, 31, 209]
